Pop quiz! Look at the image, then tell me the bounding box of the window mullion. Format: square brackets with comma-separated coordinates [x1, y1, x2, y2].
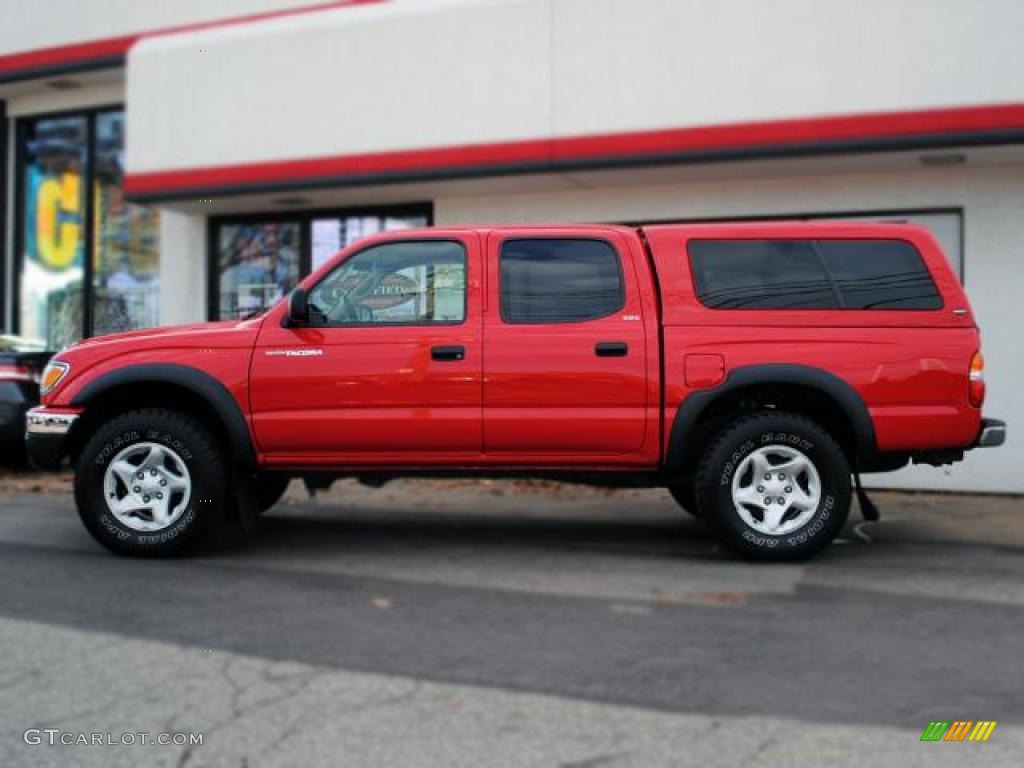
[82, 111, 97, 338]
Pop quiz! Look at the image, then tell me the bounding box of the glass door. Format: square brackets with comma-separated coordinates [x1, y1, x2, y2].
[19, 115, 88, 349]
[17, 108, 160, 347]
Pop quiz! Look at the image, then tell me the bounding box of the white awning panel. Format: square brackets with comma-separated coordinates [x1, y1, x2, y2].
[125, 0, 1024, 180]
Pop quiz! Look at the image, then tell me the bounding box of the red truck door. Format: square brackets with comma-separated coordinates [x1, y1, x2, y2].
[482, 229, 655, 465]
[250, 232, 483, 465]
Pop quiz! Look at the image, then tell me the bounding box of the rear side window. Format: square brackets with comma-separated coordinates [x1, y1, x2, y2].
[817, 241, 942, 309]
[688, 240, 838, 309]
[500, 238, 624, 323]
[689, 239, 941, 310]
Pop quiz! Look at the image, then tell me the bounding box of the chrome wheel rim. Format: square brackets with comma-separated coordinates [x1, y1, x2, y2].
[731, 445, 820, 536]
[102, 442, 192, 532]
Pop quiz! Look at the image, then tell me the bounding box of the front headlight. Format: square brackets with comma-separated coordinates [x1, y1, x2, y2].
[39, 360, 70, 396]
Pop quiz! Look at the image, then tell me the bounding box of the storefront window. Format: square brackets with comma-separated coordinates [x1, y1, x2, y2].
[18, 109, 159, 348]
[19, 116, 88, 349]
[214, 209, 430, 319]
[93, 112, 160, 336]
[217, 221, 302, 319]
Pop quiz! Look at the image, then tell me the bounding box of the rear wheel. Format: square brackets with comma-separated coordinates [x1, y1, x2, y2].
[695, 412, 851, 561]
[74, 409, 228, 557]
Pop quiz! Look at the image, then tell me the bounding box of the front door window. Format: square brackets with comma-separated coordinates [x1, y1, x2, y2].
[308, 241, 466, 326]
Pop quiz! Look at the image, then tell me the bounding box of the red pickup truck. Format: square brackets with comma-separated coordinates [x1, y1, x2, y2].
[26, 223, 1004, 560]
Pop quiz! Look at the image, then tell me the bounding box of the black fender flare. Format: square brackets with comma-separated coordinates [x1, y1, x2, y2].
[665, 364, 877, 470]
[71, 363, 257, 472]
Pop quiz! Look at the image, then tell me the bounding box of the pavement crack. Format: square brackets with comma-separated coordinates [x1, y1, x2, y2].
[176, 657, 324, 767]
[560, 753, 625, 768]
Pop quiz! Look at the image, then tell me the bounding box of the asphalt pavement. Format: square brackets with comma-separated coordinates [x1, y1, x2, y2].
[0, 475, 1022, 767]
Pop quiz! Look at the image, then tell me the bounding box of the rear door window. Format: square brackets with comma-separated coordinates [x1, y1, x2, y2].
[500, 238, 624, 323]
[689, 239, 941, 310]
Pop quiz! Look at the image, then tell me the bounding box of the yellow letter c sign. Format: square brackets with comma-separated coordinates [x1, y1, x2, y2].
[35, 172, 81, 271]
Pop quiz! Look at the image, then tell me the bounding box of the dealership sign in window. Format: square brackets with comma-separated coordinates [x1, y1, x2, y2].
[18, 110, 159, 349]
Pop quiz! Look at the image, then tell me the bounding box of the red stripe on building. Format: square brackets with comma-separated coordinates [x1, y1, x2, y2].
[0, 0, 382, 80]
[123, 104, 1024, 198]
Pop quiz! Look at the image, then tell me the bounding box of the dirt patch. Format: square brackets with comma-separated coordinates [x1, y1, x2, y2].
[0, 467, 73, 498]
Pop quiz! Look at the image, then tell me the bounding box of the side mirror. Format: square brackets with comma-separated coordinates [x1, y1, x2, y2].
[285, 288, 309, 327]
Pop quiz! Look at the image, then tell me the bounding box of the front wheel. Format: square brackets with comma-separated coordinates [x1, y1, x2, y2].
[74, 409, 229, 557]
[695, 412, 851, 561]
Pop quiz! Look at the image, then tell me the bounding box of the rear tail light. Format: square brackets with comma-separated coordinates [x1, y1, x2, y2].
[968, 351, 986, 408]
[0, 364, 39, 383]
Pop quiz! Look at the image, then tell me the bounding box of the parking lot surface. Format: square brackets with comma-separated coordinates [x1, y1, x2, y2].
[1, 473, 1022, 767]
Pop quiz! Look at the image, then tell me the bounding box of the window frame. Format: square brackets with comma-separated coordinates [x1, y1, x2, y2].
[0, 99, 7, 332]
[497, 236, 627, 325]
[304, 237, 469, 329]
[629, 207, 964, 283]
[688, 237, 944, 312]
[207, 202, 432, 321]
[12, 103, 132, 342]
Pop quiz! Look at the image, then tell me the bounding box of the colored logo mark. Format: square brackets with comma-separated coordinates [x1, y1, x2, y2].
[920, 721, 997, 742]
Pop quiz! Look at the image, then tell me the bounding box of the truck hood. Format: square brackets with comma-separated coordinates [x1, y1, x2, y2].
[70, 319, 263, 350]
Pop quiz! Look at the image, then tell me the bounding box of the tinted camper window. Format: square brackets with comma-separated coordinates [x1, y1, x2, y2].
[689, 239, 941, 310]
[818, 240, 942, 309]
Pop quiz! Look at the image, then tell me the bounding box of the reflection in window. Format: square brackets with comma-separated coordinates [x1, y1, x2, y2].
[93, 112, 160, 336]
[689, 240, 838, 310]
[218, 222, 301, 320]
[309, 241, 465, 326]
[311, 214, 428, 271]
[20, 116, 88, 349]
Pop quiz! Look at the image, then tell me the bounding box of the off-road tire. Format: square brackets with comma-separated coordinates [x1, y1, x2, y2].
[74, 408, 229, 557]
[695, 411, 851, 561]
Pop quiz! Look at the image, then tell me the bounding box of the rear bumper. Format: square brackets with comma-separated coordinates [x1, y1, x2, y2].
[976, 418, 1006, 448]
[25, 407, 80, 471]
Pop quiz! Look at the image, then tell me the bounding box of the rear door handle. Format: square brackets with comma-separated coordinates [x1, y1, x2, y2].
[431, 345, 466, 362]
[595, 341, 628, 357]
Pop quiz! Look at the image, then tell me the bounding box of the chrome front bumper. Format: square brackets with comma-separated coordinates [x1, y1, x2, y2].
[25, 408, 80, 470]
[25, 408, 79, 436]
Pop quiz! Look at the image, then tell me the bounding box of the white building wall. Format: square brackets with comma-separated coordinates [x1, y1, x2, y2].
[0, 0, 341, 56]
[158, 213, 208, 327]
[126, 0, 1024, 174]
[436, 163, 1024, 493]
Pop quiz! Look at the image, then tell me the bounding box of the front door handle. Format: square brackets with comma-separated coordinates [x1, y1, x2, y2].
[595, 341, 628, 357]
[431, 345, 466, 362]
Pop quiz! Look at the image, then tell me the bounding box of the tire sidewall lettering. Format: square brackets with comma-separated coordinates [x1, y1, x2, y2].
[85, 421, 206, 550]
[713, 426, 838, 550]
